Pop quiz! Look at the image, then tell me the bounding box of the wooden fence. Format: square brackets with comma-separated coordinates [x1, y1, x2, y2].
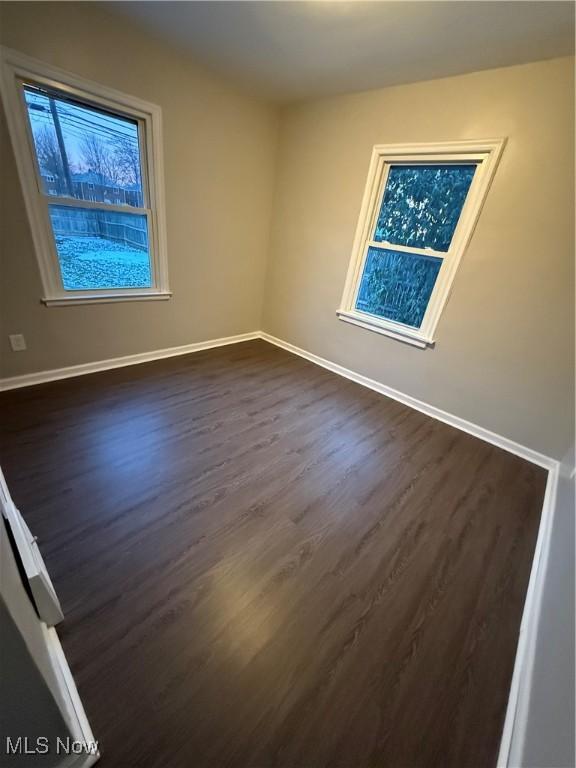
[50, 207, 148, 251]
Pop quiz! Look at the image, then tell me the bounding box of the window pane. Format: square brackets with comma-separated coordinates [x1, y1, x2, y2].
[48, 206, 151, 290]
[355, 246, 441, 328]
[24, 85, 143, 207]
[374, 165, 476, 251]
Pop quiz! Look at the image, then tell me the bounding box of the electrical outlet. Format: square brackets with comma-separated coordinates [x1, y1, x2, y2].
[9, 334, 27, 352]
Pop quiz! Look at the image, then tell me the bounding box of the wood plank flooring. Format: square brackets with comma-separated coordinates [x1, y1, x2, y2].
[0, 339, 547, 768]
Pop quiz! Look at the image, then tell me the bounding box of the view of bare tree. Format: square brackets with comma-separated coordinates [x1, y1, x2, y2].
[34, 127, 65, 182]
[113, 136, 141, 188]
[80, 134, 119, 185]
[79, 133, 141, 190]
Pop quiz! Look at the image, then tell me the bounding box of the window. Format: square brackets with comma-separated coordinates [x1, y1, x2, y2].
[338, 140, 505, 347]
[0, 47, 169, 305]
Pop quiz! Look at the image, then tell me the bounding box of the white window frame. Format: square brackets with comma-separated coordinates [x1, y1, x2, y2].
[0, 46, 170, 306]
[338, 139, 506, 348]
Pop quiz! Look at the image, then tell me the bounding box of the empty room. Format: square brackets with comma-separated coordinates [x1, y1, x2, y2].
[0, 2, 574, 767]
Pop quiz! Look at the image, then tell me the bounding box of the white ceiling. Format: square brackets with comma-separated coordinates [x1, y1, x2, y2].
[109, 1, 575, 103]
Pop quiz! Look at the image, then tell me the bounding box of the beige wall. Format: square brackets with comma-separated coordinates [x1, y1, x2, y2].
[0, 2, 278, 376]
[262, 57, 575, 459]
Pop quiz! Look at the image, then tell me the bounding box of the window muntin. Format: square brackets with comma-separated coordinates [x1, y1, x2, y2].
[338, 141, 505, 347]
[0, 47, 170, 305]
[373, 164, 476, 251]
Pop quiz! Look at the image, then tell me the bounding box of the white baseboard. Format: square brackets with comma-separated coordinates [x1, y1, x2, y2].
[260, 332, 557, 471]
[1, 329, 558, 472]
[0, 332, 260, 391]
[497, 462, 561, 767]
[44, 624, 100, 767]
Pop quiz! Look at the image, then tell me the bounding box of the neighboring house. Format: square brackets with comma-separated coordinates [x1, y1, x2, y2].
[40, 169, 143, 207]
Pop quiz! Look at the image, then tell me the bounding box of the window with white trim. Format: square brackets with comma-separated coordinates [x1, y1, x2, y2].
[338, 140, 505, 348]
[0, 48, 170, 305]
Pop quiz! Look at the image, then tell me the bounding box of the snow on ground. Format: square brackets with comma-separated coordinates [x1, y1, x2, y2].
[56, 236, 151, 290]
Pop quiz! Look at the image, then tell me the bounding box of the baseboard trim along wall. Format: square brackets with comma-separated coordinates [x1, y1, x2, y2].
[0, 332, 261, 392]
[0, 329, 558, 471]
[44, 625, 100, 768]
[0, 328, 562, 767]
[260, 332, 557, 471]
[497, 462, 561, 767]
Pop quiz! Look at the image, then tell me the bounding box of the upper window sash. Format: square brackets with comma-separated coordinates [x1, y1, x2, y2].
[20, 80, 149, 212]
[0, 46, 170, 305]
[368, 159, 478, 254]
[338, 140, 505, 348]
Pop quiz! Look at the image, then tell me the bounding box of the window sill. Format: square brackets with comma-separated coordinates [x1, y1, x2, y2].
[336, 310, 434, 349]
[42, 291, 172, 307]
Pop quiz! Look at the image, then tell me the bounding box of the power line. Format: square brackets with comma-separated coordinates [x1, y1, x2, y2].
[29, 110, 138, 143]
[24, 84, 138, 131]
[27, 116, 141, 165]
[58, 109, 138, 139]
[25, 91, 139, 142]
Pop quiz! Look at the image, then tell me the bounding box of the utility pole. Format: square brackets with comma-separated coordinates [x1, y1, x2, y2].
[48, 97, 73, 197]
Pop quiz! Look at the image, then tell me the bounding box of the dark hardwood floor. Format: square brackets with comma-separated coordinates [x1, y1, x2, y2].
[0, 339, 547, 768]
